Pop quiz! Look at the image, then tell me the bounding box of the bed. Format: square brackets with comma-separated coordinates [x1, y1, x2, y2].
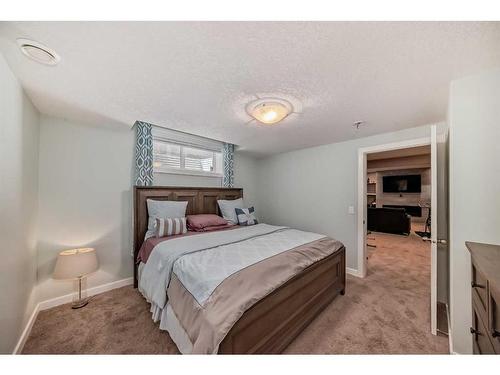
[133, 186, 346, 354]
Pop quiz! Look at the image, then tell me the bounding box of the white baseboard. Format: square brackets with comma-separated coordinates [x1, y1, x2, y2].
[12, 303, 40, 354]
[38, 277, 133, 311]
[446, 303, 453, 354]
[346, 267, 363, 278]
[13, 277, 133, 354]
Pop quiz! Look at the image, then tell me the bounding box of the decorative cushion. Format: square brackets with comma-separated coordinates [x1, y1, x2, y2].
[155, 217, 187, 238]
[235, 207, 258, 226]
[146, 199, 188, 239]
[217, 198, 244, 224]
[191, 223, 235, 232]
[186, 214, 228, 231]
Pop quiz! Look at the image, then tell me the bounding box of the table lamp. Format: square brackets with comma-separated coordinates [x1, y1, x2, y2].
[53, 248, 99, 309]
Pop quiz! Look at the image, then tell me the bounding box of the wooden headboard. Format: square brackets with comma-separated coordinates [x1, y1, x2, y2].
[133, 186, 243, 287]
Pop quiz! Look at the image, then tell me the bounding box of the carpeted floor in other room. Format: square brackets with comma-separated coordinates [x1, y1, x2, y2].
[23, 224, 449, 354]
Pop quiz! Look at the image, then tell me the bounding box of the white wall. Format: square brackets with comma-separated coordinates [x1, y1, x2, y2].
[36, 116, 135, 302]
[0, 55, 39, 353]
[449, 69, 500, 354]
[36, 116, 259, 301]
[256, 123, 446, 272]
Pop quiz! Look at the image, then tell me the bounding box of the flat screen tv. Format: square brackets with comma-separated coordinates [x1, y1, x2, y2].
[383, 175, 421, 193]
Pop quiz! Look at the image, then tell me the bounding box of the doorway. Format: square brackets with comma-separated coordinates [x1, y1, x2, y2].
[357, 126, 449, 336]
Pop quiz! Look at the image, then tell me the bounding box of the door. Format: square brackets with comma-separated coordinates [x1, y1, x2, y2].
[427, 125, 449, 335]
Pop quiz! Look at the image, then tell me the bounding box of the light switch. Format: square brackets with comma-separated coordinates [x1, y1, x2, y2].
[348, 205, 355, 214]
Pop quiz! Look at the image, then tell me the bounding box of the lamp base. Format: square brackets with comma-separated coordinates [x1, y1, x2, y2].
[71, 298, 89, 309]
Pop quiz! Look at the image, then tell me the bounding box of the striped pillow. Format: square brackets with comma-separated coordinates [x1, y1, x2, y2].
[155, 217, 187, 238]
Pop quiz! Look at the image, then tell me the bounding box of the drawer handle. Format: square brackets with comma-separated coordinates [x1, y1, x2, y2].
[470, 327, 479, 335]
[492, 330, 500, 338]
[471, 282, 485, 289]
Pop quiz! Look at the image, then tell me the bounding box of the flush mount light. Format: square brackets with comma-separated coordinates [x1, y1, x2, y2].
[17, 38, 60, 66]
[246, 98, 293, 125]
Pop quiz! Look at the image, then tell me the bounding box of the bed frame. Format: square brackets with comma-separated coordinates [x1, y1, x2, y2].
[133, 186, 346, 354]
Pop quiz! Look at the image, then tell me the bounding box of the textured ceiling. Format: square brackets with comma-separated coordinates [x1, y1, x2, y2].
[1, 22, 500, 156]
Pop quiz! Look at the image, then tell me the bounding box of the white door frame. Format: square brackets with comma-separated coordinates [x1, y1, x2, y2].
[356, 136, 431, 278]
[429, 125, 438, 335]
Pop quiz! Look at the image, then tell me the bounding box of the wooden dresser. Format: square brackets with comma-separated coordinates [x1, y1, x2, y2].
[466, 241, 500, 354]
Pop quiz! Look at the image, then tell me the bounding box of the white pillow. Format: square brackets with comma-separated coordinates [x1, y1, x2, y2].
[217, 198, 244, 224]
[146, 199, 188, 239]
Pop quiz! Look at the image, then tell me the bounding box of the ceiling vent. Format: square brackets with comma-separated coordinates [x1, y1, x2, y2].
[17, 38, 60, 66]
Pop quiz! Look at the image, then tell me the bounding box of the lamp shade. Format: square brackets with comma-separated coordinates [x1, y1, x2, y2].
[53, 248, 99, 280]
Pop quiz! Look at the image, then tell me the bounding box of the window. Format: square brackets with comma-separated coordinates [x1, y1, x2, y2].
[153, 139, 223, 177]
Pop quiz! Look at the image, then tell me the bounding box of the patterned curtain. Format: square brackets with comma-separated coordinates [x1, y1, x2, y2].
[222, 143, 235, 187]
[134, 121, 154, 186]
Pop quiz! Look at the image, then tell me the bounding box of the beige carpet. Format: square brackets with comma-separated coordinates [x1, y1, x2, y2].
[23, 227, 449, 354]
[285, 226, 448, 354]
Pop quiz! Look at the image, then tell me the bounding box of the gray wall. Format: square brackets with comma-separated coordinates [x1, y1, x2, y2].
[256, 123, 447, 272]
[0, 55, 39, 353]
[233, 153, 259, 209]
[449, 69, 500, 354]
[36, 115, 259, 301]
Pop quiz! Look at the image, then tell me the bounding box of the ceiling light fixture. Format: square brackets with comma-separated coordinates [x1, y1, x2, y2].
[246, 98, 293, 125]
[17, 38, 60, 66]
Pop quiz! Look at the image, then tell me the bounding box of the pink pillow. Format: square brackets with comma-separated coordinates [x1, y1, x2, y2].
[187, 214, 228, 231]
[191, 223, 235, 232]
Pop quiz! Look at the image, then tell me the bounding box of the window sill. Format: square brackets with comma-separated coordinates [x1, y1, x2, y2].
[154, 169, 223, 179]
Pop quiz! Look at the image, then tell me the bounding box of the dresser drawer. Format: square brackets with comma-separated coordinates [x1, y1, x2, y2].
[472, 304, 496, 354]
[488, 287, 500, 353]
[472, 285, 488, 329]
[471, 262, 488, 311]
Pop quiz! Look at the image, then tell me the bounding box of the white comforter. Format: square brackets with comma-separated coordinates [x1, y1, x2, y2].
[139, 223, 325, 308]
